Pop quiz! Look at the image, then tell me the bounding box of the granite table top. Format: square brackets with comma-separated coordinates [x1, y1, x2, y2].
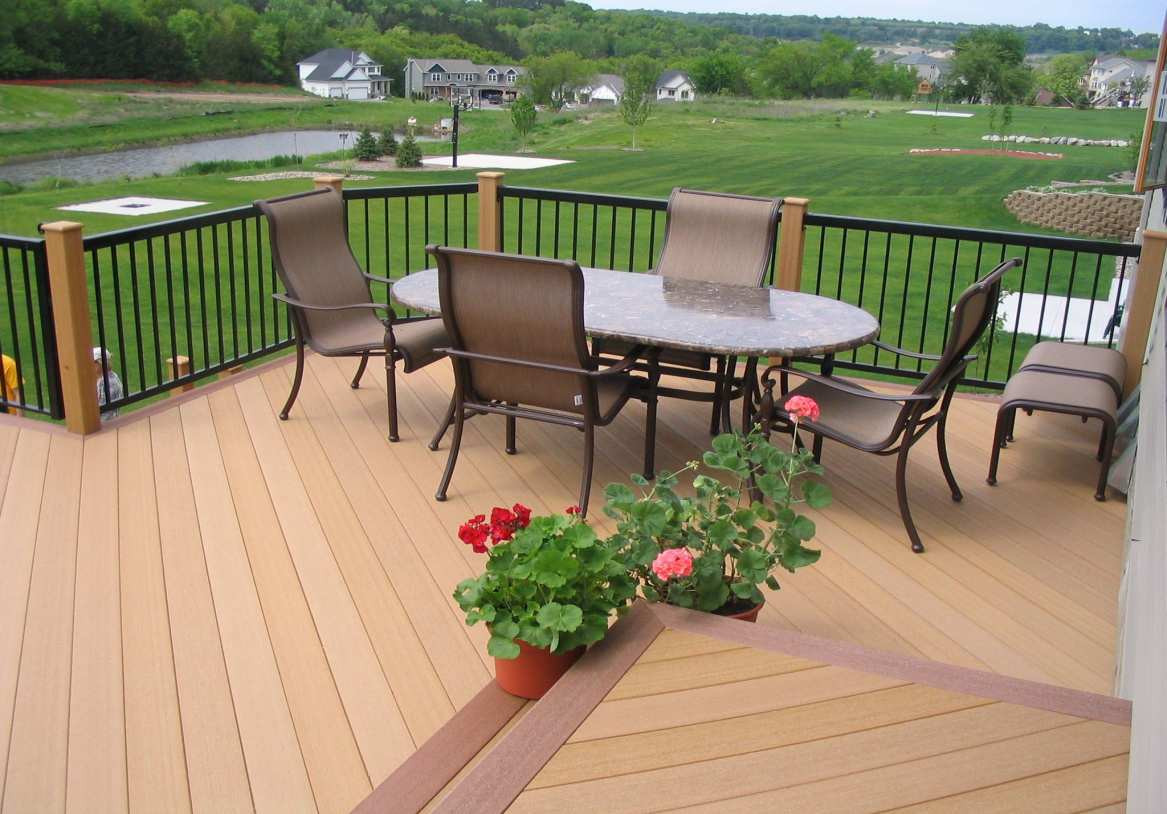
[391, 267, 880, 357]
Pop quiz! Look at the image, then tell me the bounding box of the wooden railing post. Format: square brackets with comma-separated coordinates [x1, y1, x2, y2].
[776, 197, 809, 292]
[165, 355, 193, 396]
[1120, 229, 1167, 396]
[477, 171, 505, 252]
[41, 221, 100, 434]
[314, 175, 344, 194]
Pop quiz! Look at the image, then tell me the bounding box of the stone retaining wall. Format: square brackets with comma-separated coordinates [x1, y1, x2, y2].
[1004, 189, 1142, 240]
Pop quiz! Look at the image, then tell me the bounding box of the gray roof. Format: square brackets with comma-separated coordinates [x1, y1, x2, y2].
[299, 48, 379, 82]
[591, 73, 625, 94]
[656, 69, 692, 89]
[896, 54, 946, 66]
[413, 58, 525, 76]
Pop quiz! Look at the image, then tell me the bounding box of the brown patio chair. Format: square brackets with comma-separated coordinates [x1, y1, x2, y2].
[428, 245, 650, 515]
[257, 188, 448, 441]
[593, 188, 782, 436]
[757, 258, 1021, 553]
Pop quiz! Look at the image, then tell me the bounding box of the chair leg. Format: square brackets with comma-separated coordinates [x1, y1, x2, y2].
[505, 405, 517, 455]
[1096, 422, 1108, 461]
[386, 356, 399, 442]
[811, 434, 823, 463]
[429, 392, 457, 451]
[740, 357, 757, 433]
[1095, 419, 1115, 501]
[579, 421, 595, 516]
[895, 437, 925, 553]
[643, 354, 660, 481]
[1005, 407, 1017, 443]
[720, 356, 736, 433]
[987, 408, 1008, 486]
[351, 352, 369, 389]
[709, 356, 726, 436]
[936, 411, 962, 502]
[435, 395, 465, 501]
[280, 339, 305, 420]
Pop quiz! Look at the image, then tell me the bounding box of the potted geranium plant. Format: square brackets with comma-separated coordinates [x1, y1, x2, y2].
[453, 503, 637, 698]
[603, 397, 828, 621]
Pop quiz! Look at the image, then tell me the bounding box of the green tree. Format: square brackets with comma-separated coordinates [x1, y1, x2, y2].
[619, 54, 658, 151]
[396, 132, 422, 168]
[948, 27, 1033, 104]
[524, 51, 591, 110]
[353, 128, 380, 161]
[510, 95, 537, 152]
[378, 128, 397, 156]
[688, 50, 747, 96]
[1035, 52, 1091, 106]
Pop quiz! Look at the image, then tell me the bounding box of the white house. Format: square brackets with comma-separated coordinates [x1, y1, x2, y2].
[297, 49, 389, 100]
[1087, 55, 1155, 107]
[655, 70, 696, 102]
[895, 53, 949, 85]
[578, 74, 624, 104]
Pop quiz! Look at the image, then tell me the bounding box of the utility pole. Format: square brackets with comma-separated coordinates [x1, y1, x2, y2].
[451, 98, 463, 168]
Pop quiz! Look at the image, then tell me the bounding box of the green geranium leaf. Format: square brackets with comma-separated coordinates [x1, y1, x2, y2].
[781, 542, 822, 571]
[631, 501, 669, 536]
[707, 518, 737, 547]
[536, 602, 584, 632]
[487, 634, 521, 660]
[730, 580, 756, 599]
[790, 515, 816, 541]
[492, 618, 520, 639]
[604, 482, 636, 504]
[711, 434, 738, 454]
[803, 480, 832, 509]
[765, 575, 781, 590]
[562, 523, 597, 549]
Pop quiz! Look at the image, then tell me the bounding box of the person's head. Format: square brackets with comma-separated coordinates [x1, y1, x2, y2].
[92, 347, 112, 378]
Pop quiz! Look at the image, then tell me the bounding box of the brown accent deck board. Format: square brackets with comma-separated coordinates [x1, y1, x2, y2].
[0, 355, 1127, 814]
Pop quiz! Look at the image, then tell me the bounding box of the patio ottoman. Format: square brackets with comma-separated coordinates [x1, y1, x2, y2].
[1018, 341, 1125, 400]
[987, 369, 1117, 501]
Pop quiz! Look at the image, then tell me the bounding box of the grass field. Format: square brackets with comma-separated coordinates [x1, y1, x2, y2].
[0, 85, 1147, 412]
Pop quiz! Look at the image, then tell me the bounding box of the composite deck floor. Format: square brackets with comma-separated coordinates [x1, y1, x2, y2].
[0, 353, 1126, 813]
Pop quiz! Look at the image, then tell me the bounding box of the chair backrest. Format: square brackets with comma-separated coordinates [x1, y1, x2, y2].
[655, 188, 782, 287]
[916, 258, 1020, 396]
[256, 188, 372, 347]
[429, 245, 595, 413]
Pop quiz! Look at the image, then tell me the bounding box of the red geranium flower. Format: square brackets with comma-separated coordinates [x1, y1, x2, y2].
[512, 503, 532, 528]
[565, 505, 582, 515]
[457, 517, 490, 553]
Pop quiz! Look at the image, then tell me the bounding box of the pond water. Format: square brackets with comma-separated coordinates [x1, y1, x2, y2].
[0, 129, 438, 185]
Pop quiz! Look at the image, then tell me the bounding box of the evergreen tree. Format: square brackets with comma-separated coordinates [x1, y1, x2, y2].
[379, 128, 398, 156]
[396, 133, 422, 168]
[353, 128, 380, 161]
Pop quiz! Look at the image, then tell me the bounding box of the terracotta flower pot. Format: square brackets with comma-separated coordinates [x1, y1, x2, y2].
[714, 598, 765, 623]
[494, 639, 585, 699]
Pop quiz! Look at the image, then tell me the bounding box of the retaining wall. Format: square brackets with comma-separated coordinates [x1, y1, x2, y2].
[1004, 189, 1141, 240]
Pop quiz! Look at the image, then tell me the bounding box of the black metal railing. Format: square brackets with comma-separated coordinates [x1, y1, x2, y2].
[498, 185, 1140, 390]
[801, 213, 1141, 388]
[0, 234, 62, 418]
[76, 183, 477, 412]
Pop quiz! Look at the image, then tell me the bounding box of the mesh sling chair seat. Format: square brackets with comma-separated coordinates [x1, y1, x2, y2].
[257, 187, 449, 441]
[756, 259, 1021, 554]
[428, 245, 652, 516]
[592, 188, 782, 437]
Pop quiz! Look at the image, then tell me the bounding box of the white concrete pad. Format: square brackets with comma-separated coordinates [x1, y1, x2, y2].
[999, 275, 1129, 343]
[421, 153, 574, 170]
[58, 196, 208, 216]
[907, 110, 975, 118]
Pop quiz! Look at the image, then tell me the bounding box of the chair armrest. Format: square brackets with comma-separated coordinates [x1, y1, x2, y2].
[272, 292, 393, 315]
[592, 344, 648, 377]
[872, 341, 977, 365]
[760, 364, 939, 403]
[362, 272, 395, 286]
[442, 347, 644, 379]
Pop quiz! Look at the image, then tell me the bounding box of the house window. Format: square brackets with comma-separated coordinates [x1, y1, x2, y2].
[507, 73, 516, 84]
[681, 89, 689, 99]
[667, 89, 675, 97]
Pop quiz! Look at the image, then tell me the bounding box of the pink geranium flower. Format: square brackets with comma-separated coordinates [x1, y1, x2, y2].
[652, 548, 694, 581]
[784, 395, 821, 422]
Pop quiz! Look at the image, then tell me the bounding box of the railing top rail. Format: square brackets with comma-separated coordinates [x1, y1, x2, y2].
[342, 182, 478, 200]
[804, 211, 1141, 256]
[501, 185, 669, 209]
[0, 232, 46, 249]
[83, 204, 259, 250]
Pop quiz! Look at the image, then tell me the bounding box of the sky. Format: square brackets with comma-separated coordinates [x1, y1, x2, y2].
[586, 0, 1164, 34]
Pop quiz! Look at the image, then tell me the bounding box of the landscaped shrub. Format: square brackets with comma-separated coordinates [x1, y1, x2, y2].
[379, 128, 398, 156]
[396, 133, 422, 168]
[353, 128, 380, 161]
[177, 155, 303, 175]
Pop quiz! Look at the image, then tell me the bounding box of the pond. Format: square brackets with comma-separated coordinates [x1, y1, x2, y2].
[0, 129, 437, 185]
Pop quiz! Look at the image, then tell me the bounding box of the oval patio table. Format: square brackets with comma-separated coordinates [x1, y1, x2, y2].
[392, 266, 880, 437]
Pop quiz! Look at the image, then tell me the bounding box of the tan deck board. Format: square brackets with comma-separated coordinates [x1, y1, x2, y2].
[66, 431, 127, 814]
[2, 435, 82, 812]
[605, 646, 820, 701]
[0, 355, 1127, 812]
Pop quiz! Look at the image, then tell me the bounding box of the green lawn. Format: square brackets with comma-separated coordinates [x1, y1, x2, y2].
[0, 91, 1147, 411]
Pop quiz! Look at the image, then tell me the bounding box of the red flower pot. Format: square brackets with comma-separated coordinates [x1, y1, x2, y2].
[714, 598, 765, 623]
[494, 640, 585, 699]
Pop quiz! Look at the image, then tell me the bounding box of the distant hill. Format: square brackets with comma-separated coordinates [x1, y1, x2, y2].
[636, 11, 1159, 53]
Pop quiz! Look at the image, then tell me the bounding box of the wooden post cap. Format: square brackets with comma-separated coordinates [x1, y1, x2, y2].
[39, 221, 84, 234]
[313, 175, 345, 193]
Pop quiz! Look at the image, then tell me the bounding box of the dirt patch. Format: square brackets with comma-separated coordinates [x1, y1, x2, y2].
[909, 147, 1062, 160]
[318, 158, 445, 172]
[122, 91, 313, 104]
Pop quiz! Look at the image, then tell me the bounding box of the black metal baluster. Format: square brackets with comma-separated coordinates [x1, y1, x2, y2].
[212, 224, 225, 364]
[572, 202, 580, 260]
[853, 230, 870, 362]
[535, 198, 543, 256]
[127, 242, 147, 390]
[814, 226, 827, 295]
[1083, 253, 1106, 346]
[872, 232, 893, 368]
[1059, 252, 1079, 343]
[227, 221, 240, 360]
[1004, 246, 1031, 377]
[145, 239, 164, 385]
[982, 243, 1009, 379]
[553, 200, 560, 258]
[590, 203, 598, 266]
[1034, 248, 1056, 345]
[364, 198, 371, 269]
[1108, 255, 1130, 349]
[404, 197, 412, 272]
[628, 207, 637, 271]
[255, 216, 266, 348]
[893, 234, 915, 368]
[197, 228, 210, 367]
[608, 207, 617, 269]
[3, 249, 28, 409]
[916, 237, 938, 370]
[462, 192, 468, 247]
[109, 246, 129, 387]
[647, 208, 657, 269]
[517, 197, 524, 254]
[180, 231, 194, 370]
[834, 227, 848, 302]
[939, 240, 961, 351]
[443, 194, 450, 246]
[90, 249, 111, 407]
[163, 235, 179, 382]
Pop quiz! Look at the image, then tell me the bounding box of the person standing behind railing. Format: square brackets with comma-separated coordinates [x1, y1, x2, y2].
[1, 354, 21, 416]
[93, 347, 123, 418]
